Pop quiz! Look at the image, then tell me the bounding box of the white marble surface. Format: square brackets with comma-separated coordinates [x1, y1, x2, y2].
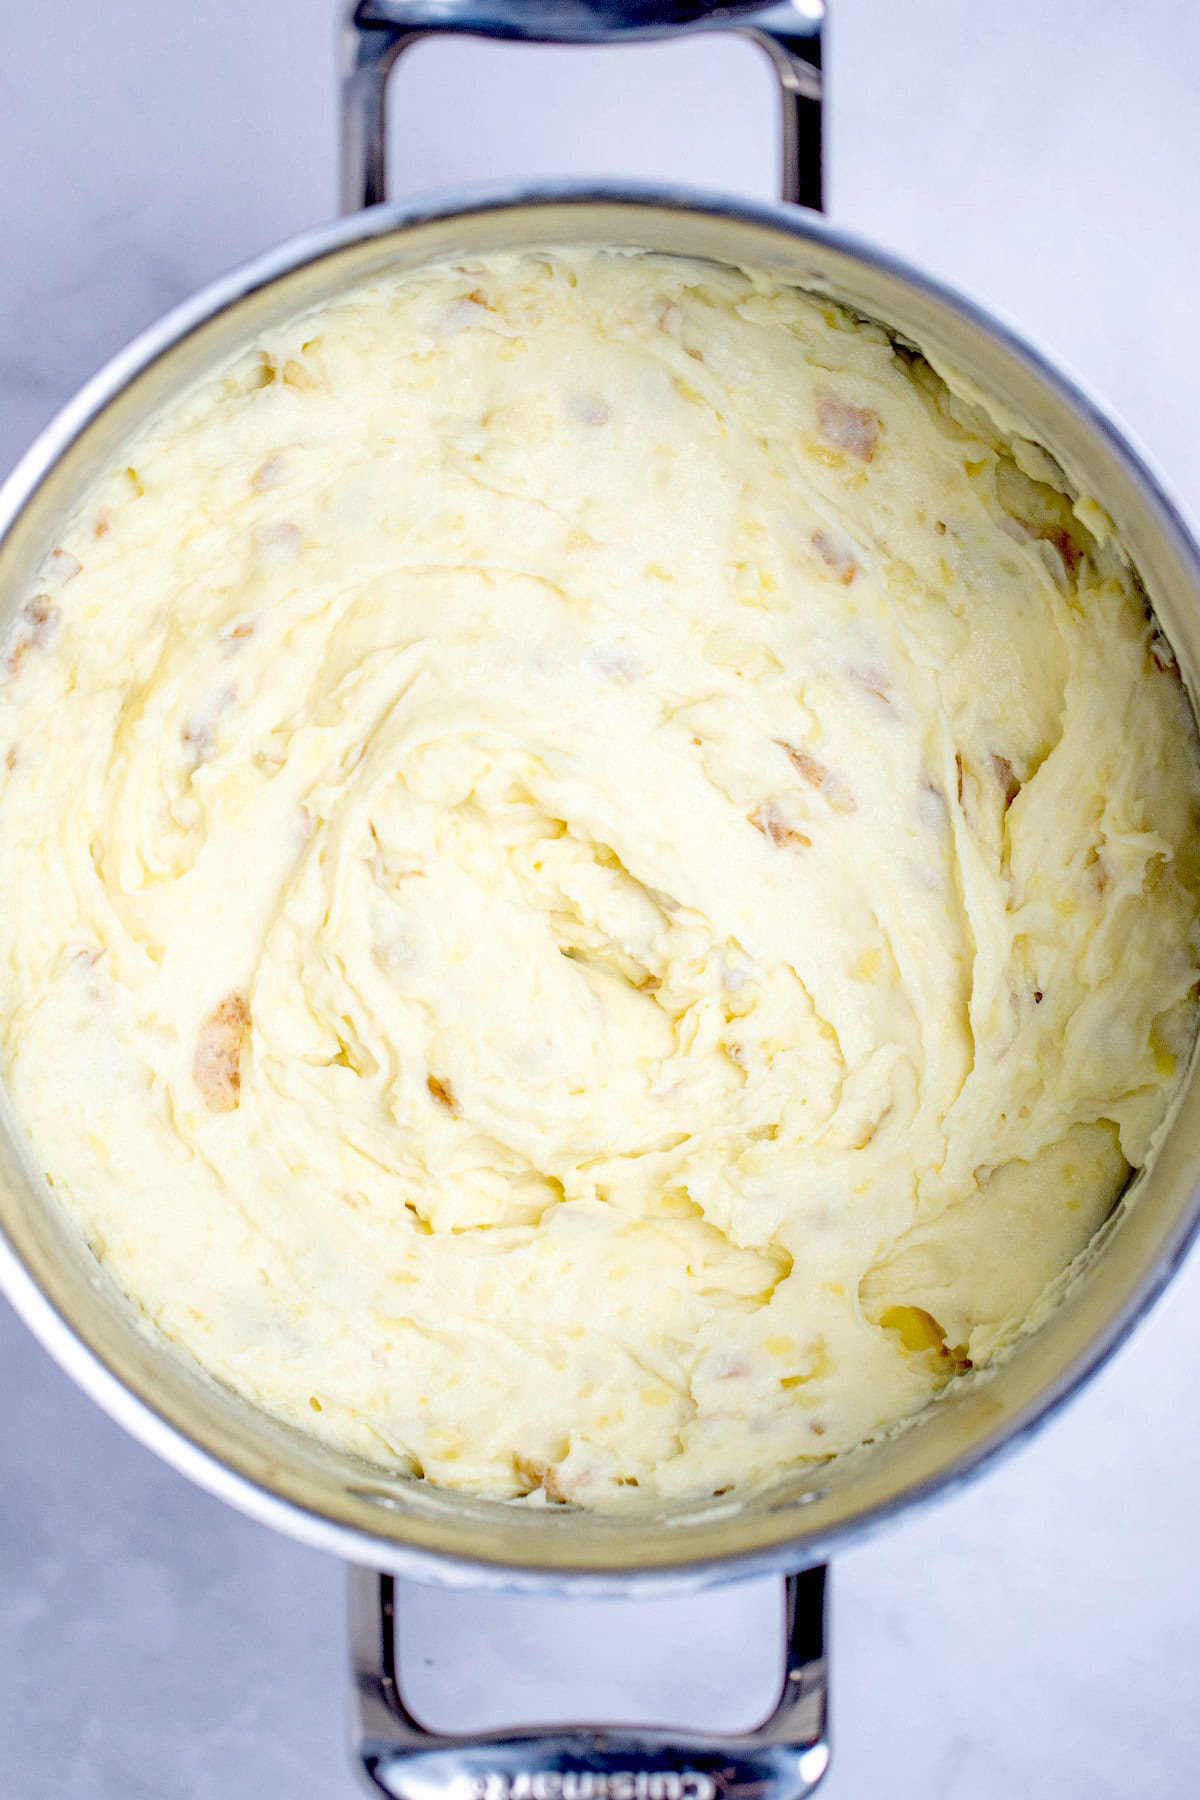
[2, 1, 1200, 1794]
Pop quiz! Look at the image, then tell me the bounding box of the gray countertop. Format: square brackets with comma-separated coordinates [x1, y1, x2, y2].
[3, 2, 1200, 1794]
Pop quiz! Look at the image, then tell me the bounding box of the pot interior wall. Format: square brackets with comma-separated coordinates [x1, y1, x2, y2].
[2, 190, 1198, 1587]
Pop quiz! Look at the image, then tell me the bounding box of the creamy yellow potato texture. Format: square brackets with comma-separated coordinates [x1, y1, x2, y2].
[2, 250, 1199, 1510]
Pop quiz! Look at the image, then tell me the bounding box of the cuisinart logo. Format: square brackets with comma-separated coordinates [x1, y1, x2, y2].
[471, 1774, 717, 1800]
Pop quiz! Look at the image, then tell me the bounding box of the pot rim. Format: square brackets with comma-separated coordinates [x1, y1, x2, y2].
[3, 175, 1199, 1593]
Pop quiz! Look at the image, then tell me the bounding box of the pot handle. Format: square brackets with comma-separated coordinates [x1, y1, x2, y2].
[340, 0, 824, 214]
[349, 1564, 830, 1800]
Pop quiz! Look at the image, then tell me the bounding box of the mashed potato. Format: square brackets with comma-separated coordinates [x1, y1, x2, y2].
[1, 248, 1197, 1508]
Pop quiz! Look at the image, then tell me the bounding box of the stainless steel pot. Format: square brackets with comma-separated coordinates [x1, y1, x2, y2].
[2, 4, 1199, 1795]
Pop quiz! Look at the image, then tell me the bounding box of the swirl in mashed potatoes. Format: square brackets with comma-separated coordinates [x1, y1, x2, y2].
[1, 249, 1198, 1508]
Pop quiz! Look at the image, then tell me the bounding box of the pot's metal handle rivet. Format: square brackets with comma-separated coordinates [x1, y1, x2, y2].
[339, 0, 825, 214]
[349, 1564, 831, 1800]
